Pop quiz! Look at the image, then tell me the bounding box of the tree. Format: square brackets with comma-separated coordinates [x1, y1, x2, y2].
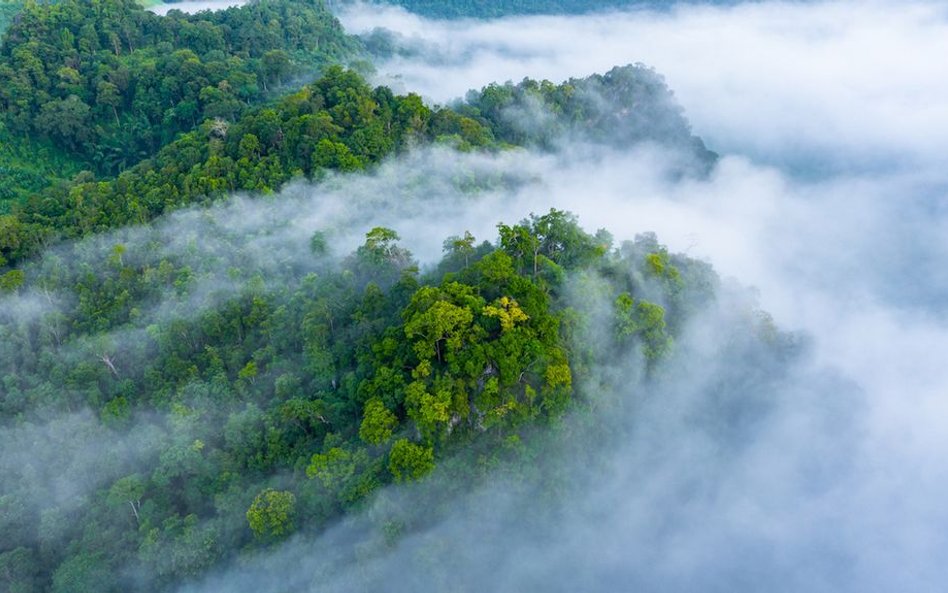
[0, 270, 25, 293]
[261, 49, 292, 90]
[246, 489, 296, 540]
[0, 547, 40, 593]
[106, 474, 145, 524]
[443, 230, 476, 268]
[404, 296, 475, 363]
[614, 293, 672, 364]
[51, 553, 115, 593]
[306, 447, 356, 490]
[359, 398, 397, 445]
[312, 138, 362, 173]
[483, 296, 529, 332]
[388, 439, 434, 483]
[96, 81, 121, 125]
[36, 96, 92, 150]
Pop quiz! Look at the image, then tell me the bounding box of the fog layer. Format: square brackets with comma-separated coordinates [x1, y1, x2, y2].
[229, 0, 946, 589]
[4, 0, 947, 591]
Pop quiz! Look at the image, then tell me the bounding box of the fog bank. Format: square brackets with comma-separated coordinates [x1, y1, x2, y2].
[4, 1, 947, 590]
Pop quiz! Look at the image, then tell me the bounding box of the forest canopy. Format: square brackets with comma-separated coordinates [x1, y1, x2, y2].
[0, 0, 361, 206]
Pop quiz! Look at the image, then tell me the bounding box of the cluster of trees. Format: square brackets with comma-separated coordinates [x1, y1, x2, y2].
[0, 204, 747, 592]
[0, 66, 494, 268]
[0, 121, 82, 210]
[0, 0, 360, 176]
[0, 0, 367, 243]
[0, 63, 720, 271]
[456, 64, 718, 162]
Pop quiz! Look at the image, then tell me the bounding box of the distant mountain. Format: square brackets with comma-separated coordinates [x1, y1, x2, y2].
[332, 0, 736, 19]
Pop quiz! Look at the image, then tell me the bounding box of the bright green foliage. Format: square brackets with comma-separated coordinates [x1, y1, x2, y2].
[237, 360, 258, 383]
[0, 269, 24, 292]
[405, 290, 476, 362]
[645, 250, 683, 291]
[388, 439, 435, 482]
[246, 489, 297, 540]
[483, 296, 529, 332]
[359, 398, 398, 445]
[313, 139, 363, 173]
[307, 447, 357, 490]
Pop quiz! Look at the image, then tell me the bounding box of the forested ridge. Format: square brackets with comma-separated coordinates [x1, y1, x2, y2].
[0, 195, 791, 590]
[0, 59, 711, 274]
[0, 0, 360, 209]
[0, 2, 785, 592]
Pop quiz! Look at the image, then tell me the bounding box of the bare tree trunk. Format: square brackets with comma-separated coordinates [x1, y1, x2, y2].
[100, 354, 119, 377]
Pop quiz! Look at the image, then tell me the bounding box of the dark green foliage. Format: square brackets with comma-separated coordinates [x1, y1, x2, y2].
[0, 121, 84, 214]
[0, 0, 360, 175]
[0, 67, 494, 268]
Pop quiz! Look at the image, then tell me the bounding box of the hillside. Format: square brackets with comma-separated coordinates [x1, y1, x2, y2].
[0, 0, 361, 216]
[0, 190, 791, 591]
[0, 65, 711, 270]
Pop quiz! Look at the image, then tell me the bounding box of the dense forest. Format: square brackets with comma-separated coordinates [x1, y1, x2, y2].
[0, 1, 790, 592]
[0, 0, 360, 208]
[0, 59, 712, 272]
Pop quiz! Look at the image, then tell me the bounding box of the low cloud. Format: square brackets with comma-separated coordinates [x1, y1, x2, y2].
[3, 0, 947, 590]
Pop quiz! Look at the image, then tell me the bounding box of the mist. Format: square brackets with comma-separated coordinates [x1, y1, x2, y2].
[3, 0, 948, 590]
[190, 0, 945, 589]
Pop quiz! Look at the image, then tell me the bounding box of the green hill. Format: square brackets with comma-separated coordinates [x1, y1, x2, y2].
[0, 0, 360, 173]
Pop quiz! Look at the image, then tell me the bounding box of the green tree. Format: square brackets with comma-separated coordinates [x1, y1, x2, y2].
[388, 439, 435, 483]
[359, 398, 397, 445]
[0, 547, 40, 593]
[0, 270, 25, 293]
[106, 474, 145, 524]
[51, 553, 114, 593]
[246, 489, 296, 540]
[615, 293, 672, 364]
